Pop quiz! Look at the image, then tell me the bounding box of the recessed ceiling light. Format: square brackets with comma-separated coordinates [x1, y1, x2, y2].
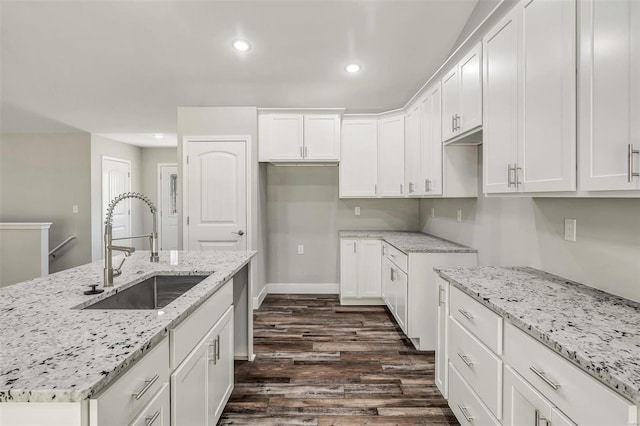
[233, 40, 251, 52]
[345, 63, 361, 73]
[153, 133, 164, 139]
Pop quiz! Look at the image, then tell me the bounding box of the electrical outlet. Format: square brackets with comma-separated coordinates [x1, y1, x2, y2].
[297, 245, 304, 255]
[431, 207, 435, 218]
[457, 209, 462, 223]
[355, 206, 361, 216]
[72, 205, 79, 214]
[564, 218, 577, 242]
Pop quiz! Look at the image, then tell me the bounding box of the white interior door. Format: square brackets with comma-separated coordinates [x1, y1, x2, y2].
[159, 164, 178, 250]
[102, 157, 131, 253]
[187, 140, 247, 251]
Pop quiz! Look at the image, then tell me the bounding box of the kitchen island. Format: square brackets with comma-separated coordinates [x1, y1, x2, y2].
[0, 250, 255, 425]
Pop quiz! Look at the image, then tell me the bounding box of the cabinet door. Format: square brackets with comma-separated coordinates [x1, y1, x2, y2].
[208, 307, 234, 425]
[382, 258, 394, 312]
[404, 103, 422, 196]
[395, 269, 408, 334]
[503, 366, 554, 426]
[519, 0, 576, 192]
[459, 43, 483, 133]
[378, 115, 406, 197]
[171, 330, 211, 425]
[483, 7, 519, 194]
[435, 279, 448, 398]
[442, 66, 460, 142]
[340, 239, 358, 298]
[262, 115, 303, 161]
[357, 239, 382, 298]
[579, 0, 640, 191]
[303, 115, 340, 160]
[421, 83, 443, 196]
[340, 120, 378, 197]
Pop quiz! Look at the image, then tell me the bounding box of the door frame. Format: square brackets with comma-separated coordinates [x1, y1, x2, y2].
[182, 135, 252, 252]
[101, 155, 132, 258]
[157, 162, 178, 250]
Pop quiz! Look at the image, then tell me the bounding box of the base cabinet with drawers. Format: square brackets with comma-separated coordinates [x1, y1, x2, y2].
[437, 278, 640, 426]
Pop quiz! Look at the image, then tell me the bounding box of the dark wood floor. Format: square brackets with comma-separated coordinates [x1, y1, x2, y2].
[219, 294, 458, 425]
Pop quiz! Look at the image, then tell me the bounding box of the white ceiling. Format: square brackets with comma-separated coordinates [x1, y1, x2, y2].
[1, 0, 478, 140]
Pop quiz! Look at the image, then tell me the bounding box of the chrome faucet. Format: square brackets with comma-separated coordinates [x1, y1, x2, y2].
[104, 192, 159, 287]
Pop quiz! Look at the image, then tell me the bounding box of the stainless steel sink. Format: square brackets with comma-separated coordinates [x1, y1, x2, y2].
[84, 274, 210, 310]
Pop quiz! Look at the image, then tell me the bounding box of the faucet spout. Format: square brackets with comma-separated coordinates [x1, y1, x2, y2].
[103, 192, 160, 287]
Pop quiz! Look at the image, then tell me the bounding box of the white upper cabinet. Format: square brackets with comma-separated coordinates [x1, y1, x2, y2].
[420, 83, 444, 196]
[258, 113, 340, 162]
[442, 43, 483, 143]
[378, 115, 406, 197]
[404, 102, 422, 196]
[483, 0, 576, 194]
[340, 120, 378, 197]
[579, 0, 640, 191]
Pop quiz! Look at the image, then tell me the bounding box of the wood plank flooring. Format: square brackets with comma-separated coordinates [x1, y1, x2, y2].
[219, 294, 458, 425]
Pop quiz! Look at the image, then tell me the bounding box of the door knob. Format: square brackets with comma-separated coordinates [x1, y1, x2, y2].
[232, 230, 245, 236]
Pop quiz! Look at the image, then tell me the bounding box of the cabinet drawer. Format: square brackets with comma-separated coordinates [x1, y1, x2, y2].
[450, 285, 502, 354]
[130, 382, 170, 426]
[504, 322, 637, 426]
[449, 317, 502, 418]
[170, 280, 233, 369]
[449, 363, 500, 426]
[90, 337, 169, 426]
[382, 242, 407, 272]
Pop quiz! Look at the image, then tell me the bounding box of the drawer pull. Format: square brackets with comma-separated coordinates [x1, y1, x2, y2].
[458, 308, 474, 320]
[530, 366, 560, 391]
[132, 374, 159, 400]
[534, 408, 551, 426]
[216, 335, 221, 361]
[457, 352, 475, 367]
[208, 342, 216, 363]
[145, 409, 161, 426]
[457, 404, 474, 423]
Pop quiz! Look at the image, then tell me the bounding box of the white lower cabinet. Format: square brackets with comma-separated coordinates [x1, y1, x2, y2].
[435, 278, 449, 398]
[340, 238, 383, 304]
[449, 363, 500, 426]
[171, 306, 234, 426]
[130, 383, 170, 426]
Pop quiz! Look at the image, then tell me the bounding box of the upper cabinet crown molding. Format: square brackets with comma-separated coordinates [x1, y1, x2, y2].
[258, 112, 340, 163]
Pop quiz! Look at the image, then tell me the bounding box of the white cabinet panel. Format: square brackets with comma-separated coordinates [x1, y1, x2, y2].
[130, 383, 170, 426]
[378, 115, 405, 197]
[579, 0, 640, 191]
[449, 363, 501, 426]
[340, 239, 358, 299]
[303, 115, 340, 160]
[358, 239, 382, 298]
[171, 332, 209, 426]
[394, 268, 408, 334]
[442, 67, 460, 142]
[259, 115, 303, 161]
[420, 84, 443, 196]
[459, 43, 483, 133]
[435, 278, 449, 398]
[208, 307, 234, 425]
[503, 366, 556, 426]
[404, 103, 422, 196]
[340, 120, 378, 197]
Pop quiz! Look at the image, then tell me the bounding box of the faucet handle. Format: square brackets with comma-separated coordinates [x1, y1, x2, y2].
[84, 284, 105, 295]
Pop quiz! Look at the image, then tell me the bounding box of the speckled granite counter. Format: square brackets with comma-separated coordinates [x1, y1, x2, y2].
[339, 231, 476, 254]
[0, 250, 255, 403]
[435, 266, 640, 404]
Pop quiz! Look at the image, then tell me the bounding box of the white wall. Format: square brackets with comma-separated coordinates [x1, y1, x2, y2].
[90, 134, 144, 260]
[0, 133, 92, 273]
[140, 147, 177, 233]
[266, 166, 420, 285]
[419, 154, 640, 302]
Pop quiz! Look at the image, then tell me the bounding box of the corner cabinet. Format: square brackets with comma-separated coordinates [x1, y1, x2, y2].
[340, 238, 383, 304]
[442, 43, 483, 143]
[578, 0, 640, 191]
[339, 120, 378, 197]
[483, 0, 576, 194]
[258, 113, 341, 163]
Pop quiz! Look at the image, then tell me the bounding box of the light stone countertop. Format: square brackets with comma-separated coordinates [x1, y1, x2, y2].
[0, 250, 255, 403]
[435, 266, 640, 404]
[339, 230, 477, 254]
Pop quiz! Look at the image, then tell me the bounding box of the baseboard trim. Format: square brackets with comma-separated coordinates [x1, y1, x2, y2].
[253, 283, 340, 309]
[252, 284, 269, 310]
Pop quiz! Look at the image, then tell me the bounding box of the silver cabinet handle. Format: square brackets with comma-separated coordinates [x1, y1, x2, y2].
[232, 230, 245, 236]
[438, 286, 445, 306]
[400, 184, 403, 194]
[458, 308, 474, 320]
[508, 164, 515, 188]
[408, 182, 414, 193]
[457, 404, 474, 423]
[530, 366, 560, 391]
[534, 408, 550, 426]
[628, 144, 639, 182]
[145, 410, 161, 426]
[132, 374, 159, 400]
[216, 335, 221, 361]
[454, 114, 460, 131]
[452, 115, 456, 133]
[300, 146, 303, 158]
[457, 352, 474, 367]
[208, 342, 216, 363]
[304, 146, 308, 158]
[516, 165, 522, 187]
[382, 245, 386, 256]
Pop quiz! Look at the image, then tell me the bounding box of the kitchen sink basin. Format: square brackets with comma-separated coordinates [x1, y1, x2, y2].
[83, 274, 211, 310]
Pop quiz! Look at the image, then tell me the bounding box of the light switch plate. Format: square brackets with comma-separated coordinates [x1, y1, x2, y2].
[564, 218, 577, 242]
[457, 209, 462, 223]
[431, 207, 435, 218]
[354, 207, 361, 216]
[72, 205, 79, 214]
[297, 245, 304, 255]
